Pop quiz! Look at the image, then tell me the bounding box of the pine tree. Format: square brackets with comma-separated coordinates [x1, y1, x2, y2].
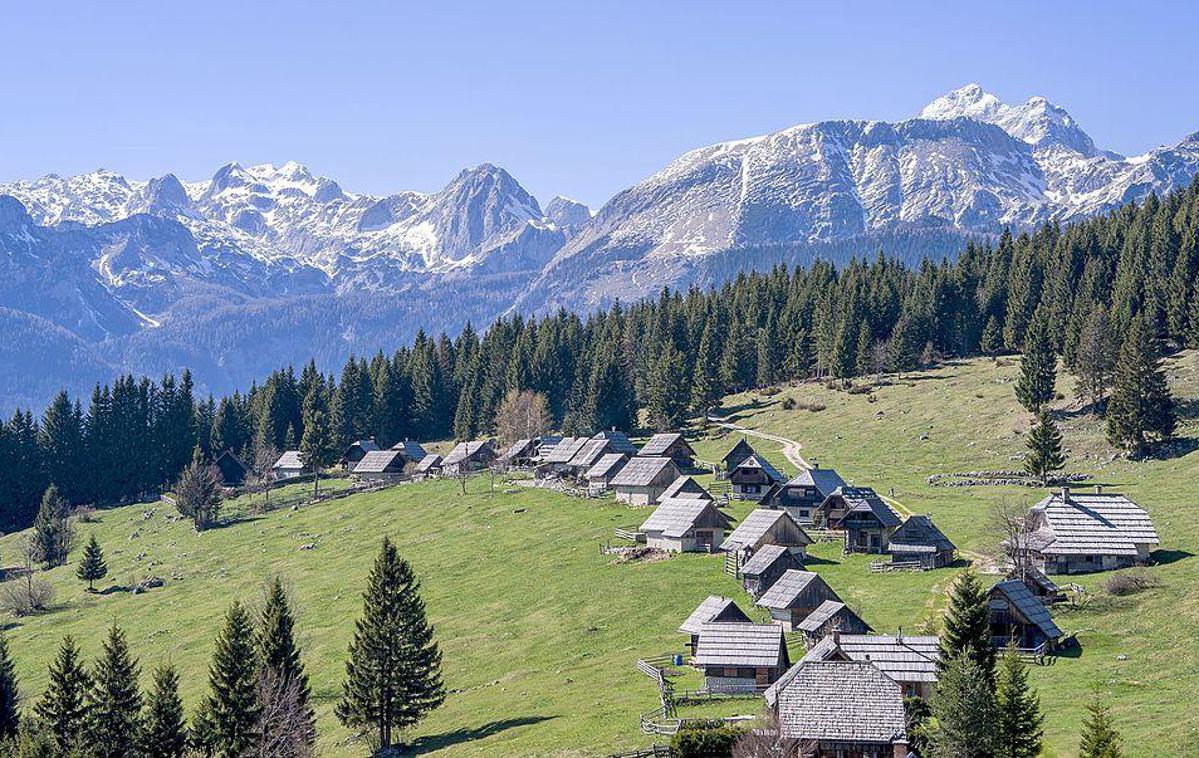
[32, 484, 74, 568]
[1024, 411, 1066, 485]
[258, 577, 316, 750]
[995, 642, 1043, 758]
[39, 391, 85, 503]
[337, 537, 445, 751]
[980, 315, 1003, 356]
[0, 634, 19, 741]
[173, 447, 223, 531]
[34, 636, 91, 754]
[1015, 310, 1057, 413]
[76, 534, 108, 592]
[647, 342, 689, 431]
[929, 653, 1000, 758]
[939, 569, 996, 684]
[1106, 314, 1176, 454]
[198, 601, 261, 757]
[85, 624, 143, 758]
[139, 664, 187, 758]
[1078, 693, 1123, 758]
[1074, 303, 1117, 414]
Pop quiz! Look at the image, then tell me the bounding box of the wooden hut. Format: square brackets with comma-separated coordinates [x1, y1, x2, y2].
[1009, 567, 1067, 605]
[352, 450, 410, 482]
[815, 487, 901, 554]
[739, 544, 805, 598]
[535, 436, 588, 477]
[721, 438, 757, 473]
[441, 440, 496, 476]
[657, 475, 713, 503]
[1017, 487, 1159, 574]
[887, 515, 957, 568]
[720, 508, 812, 558]
[339, 439, 380, 470]
[678, 596, 751, 655]
[591, 429, 639, 455]
[610, 456, 682, 505]
[584, 453, 628, 495]
[638, 497, 732, 552]
[692, 622, 790, 693]
[637, 433, 697, 470]
[765, 660, 909, 757]
[497, 438, 539, 469]
[271, 451, 308, 481]
[214, 450, 248, 487]
[802, 633, 941, 700]
[755, 569, 843, 631]
[729, 455, 787, 502]
[388, 440, 427, 466]
[987, 579, 1062, 652]
[414, 453, 442, 479]
[796, 601, 869, 647]
[762, 465, 848, 524]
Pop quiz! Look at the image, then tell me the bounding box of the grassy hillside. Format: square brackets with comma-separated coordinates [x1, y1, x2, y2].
[1, 354, 1196, 755]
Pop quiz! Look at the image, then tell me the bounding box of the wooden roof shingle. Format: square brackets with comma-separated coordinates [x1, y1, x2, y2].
[678, 596, 751, 635]
[639, 432, 694, 457]
[693, 622, 787, 668]
[1028, 491, 1158, 556]
[890, 514, 956, 553]
[610, 456, 678, 487]
[639, 498, 731, 538]
[585, 453, 628, 480]
[273, 451, 304, 469]
[739, 544, 798, 577]
[796, 600, 866, 634]
[989, 579, 1062, 640]
[658, 476, 712, 503]
[720, 508, 812, 552]
[772, 661, 906, 745]
[755, 570, 839, 610]
[353, 449, 406, 474]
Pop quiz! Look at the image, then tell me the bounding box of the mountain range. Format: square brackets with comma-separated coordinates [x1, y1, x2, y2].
[2, 84, 1197, 411]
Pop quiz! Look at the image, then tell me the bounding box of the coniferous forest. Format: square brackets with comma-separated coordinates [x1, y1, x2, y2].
[1, 180, 1196, 531]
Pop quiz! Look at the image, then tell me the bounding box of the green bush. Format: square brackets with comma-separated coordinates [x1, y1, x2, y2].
[670, 720, 744, 757]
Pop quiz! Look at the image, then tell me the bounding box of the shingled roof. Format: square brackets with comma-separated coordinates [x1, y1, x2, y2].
[755, 570, 838, 610]
[990, 580, 1062, 640]
[783, 467, 847, 496]
[592, 430, 639, 455]
[796, 600, 866, 634]
[442, 440, 493, 466]
[389, 440, 428, 461]
[639, 498, 731, 538]
[273, 451, 304, 469]
[1026, 490, 1159, 556]
[568, 438, 612, 468]
[541, 436, 588, 464]
[585, 453, 627, 480]
[830, 634, 941, 683]
[353, 449, 407, 474]
[415, 453, 441, 473]
[610, 456, 677, 487]
[658, 475, 712, 502]
[720, 508, 811, 552]
[827, 486, 902, 528]
[678, 596, 751, 635]
[890, 515, 956, 553]
[771, 661, 906, 745]
[722, 438, 757, 469]
[739, 544, 798, 577]
[693, 622, 788, 668]
[498, 438, 536, 463]
[639, 432, 693, 457]
[733, 454, 787, 484]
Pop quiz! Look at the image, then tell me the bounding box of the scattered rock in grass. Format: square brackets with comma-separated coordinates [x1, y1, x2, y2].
[132, 577, 165, 594]
[512, 508, 527, 514]
[299, 542, 316, 551]
[142, 509, 156, 521]
[136, 550, 148, 561]
[129, 530, 141, 541]
[1117, 654, 1129, 661]
[612, 547, 670, 564]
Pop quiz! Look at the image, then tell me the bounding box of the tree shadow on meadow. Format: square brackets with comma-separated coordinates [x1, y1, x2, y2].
[406, 715, 559, 754]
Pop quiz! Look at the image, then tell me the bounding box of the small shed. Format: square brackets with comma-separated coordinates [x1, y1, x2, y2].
[796, 601, 870, 647]
[535, 436, 588, 477]
[767, 660, 908, 756]
[657, 475, 713, 503]
[591, 429, 639, 455]
[721, 438, 757, 473]
[755, 569, 843, 631]
[638, 433, 697, 470]
[271, 451, 308, 481]
[498, 438, 539, 468]
[339, 439, 380, 470]
[692, 622, 790, 693]
[804, 633, 941, 700]
[610, 457, 682, 505]
[566, 437, 618, 477]
[739, 544, 805, 598]
[764, 465, 848, 524]
[584, 453, 629, 494]
[442, 440, 496, 476]
[987, 579, 1062, 651]
[414, 453, 442, 478]
[729, 455, 787, 502]
[388, 440, 428, 465]
[352, 450, 410, 482]
[720, 508, 812, 557]
[678, 596, 751, 655]
[888, 515, 957, 568]
[214, 450, 248, 487]
[1008, 567, 1067, 605]
[638, 497, 732, 552]
[816, 487, 901, 554]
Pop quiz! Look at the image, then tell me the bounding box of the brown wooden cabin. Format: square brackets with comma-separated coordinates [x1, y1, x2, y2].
[638, 433, 697, 470]
[987, 579, 1062, 652]
[754, 569, 843, 631]
[693, 622, 790, 693]
[214, 450, 248, 487]
[739, 544, 805, 598]
[887, 514, 956, 568]
[815, 486, 901, 554]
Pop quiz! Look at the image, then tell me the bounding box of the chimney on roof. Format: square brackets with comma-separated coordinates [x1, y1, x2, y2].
[1095, 484, 1104, 495]
[812, 461, 819, 469]
[1061, 486, 1070, 502]
[832, 629, 841, 647]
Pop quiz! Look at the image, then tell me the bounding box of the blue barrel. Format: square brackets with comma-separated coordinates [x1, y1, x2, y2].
[673, 654, 683, 666]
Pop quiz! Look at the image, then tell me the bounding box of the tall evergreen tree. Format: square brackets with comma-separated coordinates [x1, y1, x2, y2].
[995, 643, 1043, 758]
[85, 624, 143, 758]
[140, 664, 188, 758]
[337, 537, 445, 751]
[979, 315, 1003, 357]
[173, 447, 222, 531]
[690, 318, 720, 418]
[258, 577, 316, 750]
[1106, 314, 1176, 453]
[1078, 693, 1123, 758]
[939, 569, 996, 684]
[929, 653, 1000, 758]
[197, 601, 261, 757]
[39, 391, 85, 503]
[1024, 411, 1066, 485]
[300, 387, 337, 500]
[76, 534, 108, 591]
[32, 484, 74, 568]
[646, 342, 689, 431]
[1015, 310, 1057, 413]
[0, 634, 19, 742]
[34, 636, 91, 755]
[1074, 303, 1117, 414]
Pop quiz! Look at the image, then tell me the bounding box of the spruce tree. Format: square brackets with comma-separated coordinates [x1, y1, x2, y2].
[1079, 693, 1123, 758]
[140, 664, 187, 758]
[939, 569, 996, 684]
[85, 624, 143, 758]
[337, 537, 445, 751]
[995, 642, 1043, 758]
[0, 634, 19, 741]
[647, 342, 688, 431]
[173, 447, 222, 531]
[929, 653, 1000, 758]
[34, 635, 91, 754]
[32, 484, 74, 568]
[198, 601, 261, 757]
[1074, 303, 1117, 414]
[300, 387, 337, 500]
[1024, 411, 1066, 485]
[1015, 310, 1057, 413]
[1106, 314, 1176, 454]
[980, 315, 1003, 356]
[258, 577, 316, 750]
[77, 534, 108, 591]
[690, 319, 720, 419]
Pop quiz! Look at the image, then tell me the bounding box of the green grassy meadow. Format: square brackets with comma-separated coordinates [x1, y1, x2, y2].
[1, 353, 1196, 755]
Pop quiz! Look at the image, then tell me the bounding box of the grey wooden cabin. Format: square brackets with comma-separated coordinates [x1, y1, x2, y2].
[755, 569, 843, 631]
[678, 596, 751, 655]
[1017, 487, 1159, 574]
[692, 622, 790, 693]
[739, 544, 805, 598]
[815, 486, 901, 554]
[887, 514, 956, 568]
[988, 579, 1062, 652]
[763, 465, 848, 524]
[610, 456, 682, 505]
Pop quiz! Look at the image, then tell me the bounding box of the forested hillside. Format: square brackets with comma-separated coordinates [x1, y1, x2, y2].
[1, 181, 1197, 530]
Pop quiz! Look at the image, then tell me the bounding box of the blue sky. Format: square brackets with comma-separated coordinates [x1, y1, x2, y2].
[2, 1, 1197, 208]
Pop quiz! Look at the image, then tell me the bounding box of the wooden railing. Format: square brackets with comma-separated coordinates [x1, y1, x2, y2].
[870, 559, 927, 573]
[615, 526, 645, 542]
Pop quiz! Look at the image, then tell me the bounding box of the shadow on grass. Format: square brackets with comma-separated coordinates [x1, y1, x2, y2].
[713, 398, 774, 423]
[207, 515, 267, 530]
[801, 554, 839, 566]
[407, 715, 558, 754]
[1142, 437, 1199, 461]
[1151, 549, 1194, 566]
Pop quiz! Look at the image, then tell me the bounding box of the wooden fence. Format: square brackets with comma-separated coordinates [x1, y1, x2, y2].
[869, 559, 927, 573]
[608, 745, 671, 758]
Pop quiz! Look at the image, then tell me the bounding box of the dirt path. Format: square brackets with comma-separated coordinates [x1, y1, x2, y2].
[707, 415, 809, 470]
